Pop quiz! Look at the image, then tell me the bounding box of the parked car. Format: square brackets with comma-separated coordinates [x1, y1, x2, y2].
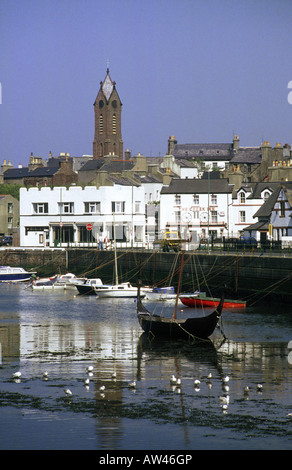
[0, 236, 13, 246]
[237, 236, 257, 246]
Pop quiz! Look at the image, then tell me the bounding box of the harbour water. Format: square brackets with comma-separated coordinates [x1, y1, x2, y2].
[0, 282, 291, 450]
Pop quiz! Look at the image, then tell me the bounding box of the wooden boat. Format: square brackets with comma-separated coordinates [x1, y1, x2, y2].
[179, 293, 246, 309]
[137, 252, 226, 340]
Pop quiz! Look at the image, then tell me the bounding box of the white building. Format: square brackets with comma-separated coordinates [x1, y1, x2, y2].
[230, 182, 280, 238]
[20, 184, 146, 248]
[159, 178, 234, 244]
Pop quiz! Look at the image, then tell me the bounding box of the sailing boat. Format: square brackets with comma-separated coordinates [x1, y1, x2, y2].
[95, 218, 146, 299]
[136, 252, 226, 340]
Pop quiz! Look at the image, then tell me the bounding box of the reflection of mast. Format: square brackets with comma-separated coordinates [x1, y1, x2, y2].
[113, 213, 118, 285]
[173, 251, 184, 320]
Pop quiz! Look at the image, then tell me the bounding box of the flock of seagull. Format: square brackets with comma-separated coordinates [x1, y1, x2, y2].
[10, 368, 292, 418]
[11, 366, 136, 399]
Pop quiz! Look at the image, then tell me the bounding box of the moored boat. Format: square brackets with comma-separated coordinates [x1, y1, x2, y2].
[0, 266, 37, 282]
[76, 278, 103, 295]
[136, 252, 226, 340]
[95, 282, 146, 298]
[179, 293, 246, 309]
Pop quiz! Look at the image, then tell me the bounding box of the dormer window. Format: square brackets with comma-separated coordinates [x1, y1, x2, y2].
[239, 192, 245, 203]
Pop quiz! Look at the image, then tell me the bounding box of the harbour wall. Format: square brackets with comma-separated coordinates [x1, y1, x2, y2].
[1, 248, 292, 304]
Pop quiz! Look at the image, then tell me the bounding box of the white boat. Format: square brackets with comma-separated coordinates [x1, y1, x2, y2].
[76, 278, 103, 295]
[55, 273, 87, 289]
[31, 273, 86, 290]
[94, 282, 146, 298]
[145, 286, 177, 301]
[0, 266, 37, 282]
[95, 218, 145, 299]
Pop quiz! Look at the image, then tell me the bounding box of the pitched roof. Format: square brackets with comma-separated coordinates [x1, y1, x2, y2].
[230, 147, 262, 164]
[160, 178, 233, 194]
[99, 160, 135, 173]
[3, 167, 30, 179]
[172, 143, 234, 161]
[78, 159, 105, 172]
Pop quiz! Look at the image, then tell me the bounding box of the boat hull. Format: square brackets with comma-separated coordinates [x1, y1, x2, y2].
[0, 266, 36, 283]
[179, 295, 246, 309]
[137, 311, 222, 340]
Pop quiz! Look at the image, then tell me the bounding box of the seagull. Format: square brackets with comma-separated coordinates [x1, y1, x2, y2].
[64, 388, 72, 396]
[244, 386, 249, 393]
[176, 378, 181, 386]
[257, 383, 263, 391]
[87, 366, 93, 373]
[84, 378, 90, 386]
[219, 395, 230, 404]
[43, 371, 48, 378]
[194, 379, 201, 386]
[99, 385, 105, 391]
[128, 381, 136, 389]
[170, 375, 177, 385]
[207, 373, 212, 379]
[223, 375, 230, 383]
[12, 371, 21, 379]
[112, 372, 117, 379]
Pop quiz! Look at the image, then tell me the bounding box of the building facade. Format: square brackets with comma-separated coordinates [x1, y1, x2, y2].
[20, 185, 145, 248]
[159, 178, 234, 244]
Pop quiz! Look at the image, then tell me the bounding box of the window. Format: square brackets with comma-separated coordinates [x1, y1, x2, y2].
[175, 195, 181, 205]
[280, 201, 285, 217]
[112, 114, 116, 134]
[193, 194, 199, 205]
[59, 202, 74, 214]
[211, 211, 217, 223]
[239, 192, 245, 204]
[239, 211, 246, 223]
[175, 211, 181, 223]
[263, 191, 270, 201]
[8, 203, 13, 214]
[84, 202, 101, 214]
[135, 201, 141, 213]
[8, 217, 12, 228]
[99, 114, 103, 134]
[33, 202, 49, 214]
[211, 194, 217, 205]
[112, 201, 125, 213]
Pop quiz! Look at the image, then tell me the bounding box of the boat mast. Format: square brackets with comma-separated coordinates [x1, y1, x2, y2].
[113, 213, 118, 285]
[173, 251, 184, 320]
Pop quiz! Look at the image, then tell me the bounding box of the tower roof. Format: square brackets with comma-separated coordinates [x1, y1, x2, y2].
[101, 68, 114, 101]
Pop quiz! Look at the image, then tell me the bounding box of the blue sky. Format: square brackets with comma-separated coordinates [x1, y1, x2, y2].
[1, 0, 292, 167]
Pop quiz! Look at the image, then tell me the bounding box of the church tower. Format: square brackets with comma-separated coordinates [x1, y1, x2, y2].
[93, 69, 123, 159]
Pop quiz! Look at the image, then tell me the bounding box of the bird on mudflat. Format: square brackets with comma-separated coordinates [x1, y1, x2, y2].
[128, 381, 136, 389]
[64, 388, 72, 396]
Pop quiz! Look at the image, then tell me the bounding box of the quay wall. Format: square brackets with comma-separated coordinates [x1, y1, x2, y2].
[1, 248, 292, 304]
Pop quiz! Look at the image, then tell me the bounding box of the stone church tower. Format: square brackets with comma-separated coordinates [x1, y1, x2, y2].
[93, 69, 123, 159]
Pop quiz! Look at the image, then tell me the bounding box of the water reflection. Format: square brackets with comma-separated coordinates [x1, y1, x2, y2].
[0, 284, 292, 449]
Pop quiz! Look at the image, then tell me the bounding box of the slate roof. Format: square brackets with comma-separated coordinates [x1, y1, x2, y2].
[230, 147, 262, 164]
[3, 167, 30, 179]
[78, 158, 105, 172]
[99, 160, 135, 173]
[160, 178, 234, 194]
[172, 143, 234, 161]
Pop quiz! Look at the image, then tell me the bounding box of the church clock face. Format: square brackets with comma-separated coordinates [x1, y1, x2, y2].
[200, 211, 208, 222]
